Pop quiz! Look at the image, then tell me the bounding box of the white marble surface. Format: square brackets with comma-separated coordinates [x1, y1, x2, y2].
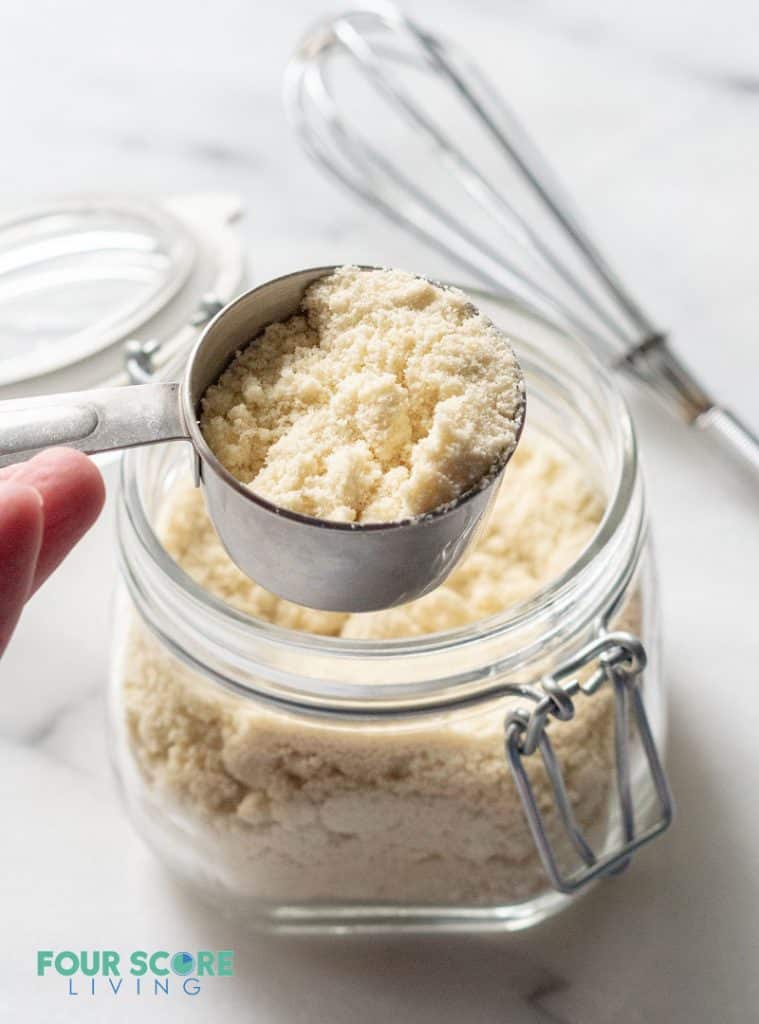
[1, 0, 758, 1021]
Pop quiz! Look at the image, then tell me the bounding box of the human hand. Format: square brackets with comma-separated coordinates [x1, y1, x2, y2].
[0, 448, 105, 656]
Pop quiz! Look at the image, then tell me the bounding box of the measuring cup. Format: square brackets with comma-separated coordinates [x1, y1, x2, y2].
[0, 266, 524, 611]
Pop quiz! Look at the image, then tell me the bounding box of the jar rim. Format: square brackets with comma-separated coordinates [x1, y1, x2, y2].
[119, 291, 641, 668]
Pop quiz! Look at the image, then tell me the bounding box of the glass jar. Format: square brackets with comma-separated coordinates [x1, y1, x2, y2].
[108, 293, 671, 933]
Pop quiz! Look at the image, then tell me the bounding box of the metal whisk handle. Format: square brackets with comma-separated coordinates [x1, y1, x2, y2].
[696, 407, 759, 482]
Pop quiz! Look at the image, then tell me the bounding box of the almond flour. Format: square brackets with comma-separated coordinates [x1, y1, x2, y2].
[118, 431, 624, 907]
[199, 266, 524, 523]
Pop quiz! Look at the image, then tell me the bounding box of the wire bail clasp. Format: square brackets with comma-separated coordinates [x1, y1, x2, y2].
[505, 632, 673, 894]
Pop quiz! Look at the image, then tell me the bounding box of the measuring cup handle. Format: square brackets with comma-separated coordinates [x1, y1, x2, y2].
[0, 382, 189, 469]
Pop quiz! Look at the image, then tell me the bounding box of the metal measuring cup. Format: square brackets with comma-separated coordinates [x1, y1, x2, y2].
[0, 266, 525, 612]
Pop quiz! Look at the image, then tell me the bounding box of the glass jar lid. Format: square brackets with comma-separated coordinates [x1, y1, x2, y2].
[0, 192, 245, 397]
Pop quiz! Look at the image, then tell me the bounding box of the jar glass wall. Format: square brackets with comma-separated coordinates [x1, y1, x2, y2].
[108, 298, 667, 932]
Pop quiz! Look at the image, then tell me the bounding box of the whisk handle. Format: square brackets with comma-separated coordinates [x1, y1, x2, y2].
[696, 407, 759, 482]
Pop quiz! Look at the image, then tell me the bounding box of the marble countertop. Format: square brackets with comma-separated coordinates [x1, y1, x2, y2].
[1, 1, 758, 1021]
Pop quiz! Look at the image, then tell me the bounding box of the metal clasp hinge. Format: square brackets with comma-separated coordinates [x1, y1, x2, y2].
[505, 631, 673, 895]
[123, 294, 226, 385]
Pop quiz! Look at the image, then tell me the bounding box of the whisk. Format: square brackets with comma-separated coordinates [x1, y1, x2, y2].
[286, 5, 759, 480]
